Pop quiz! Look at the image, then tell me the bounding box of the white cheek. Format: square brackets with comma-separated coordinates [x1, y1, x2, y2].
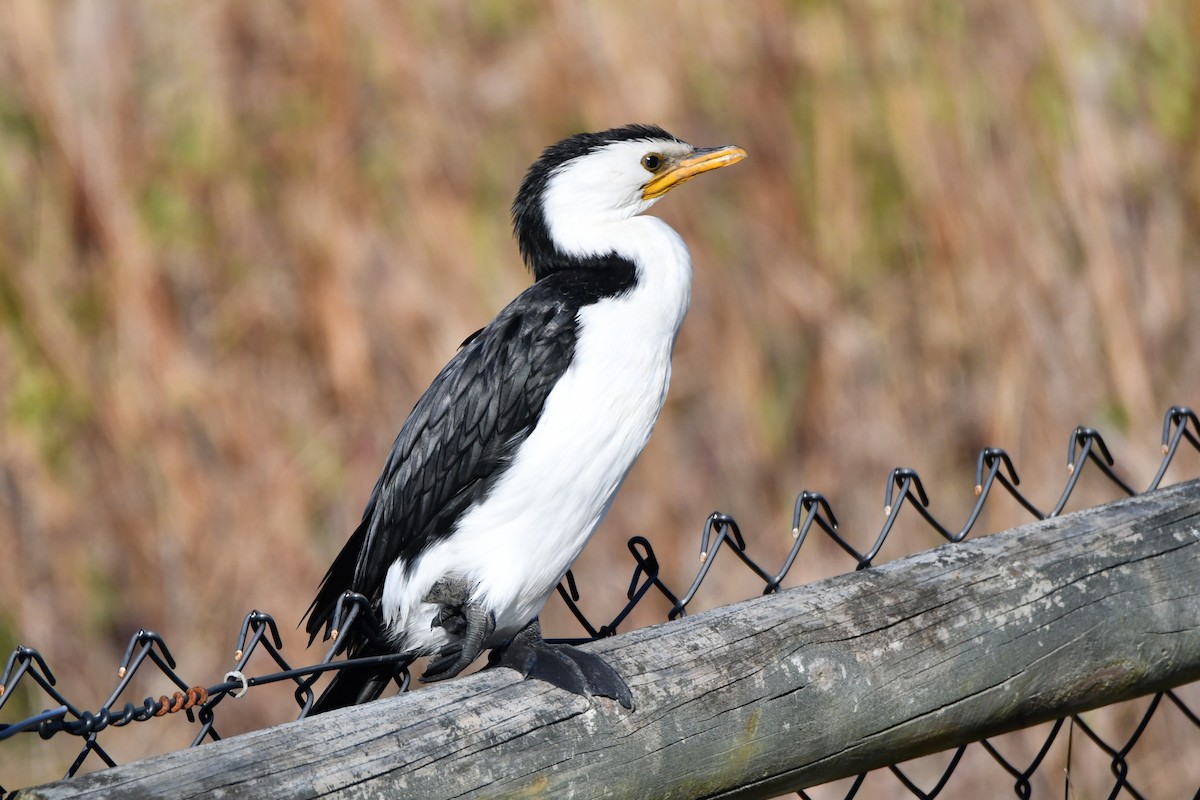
[539, 139, 689, 257]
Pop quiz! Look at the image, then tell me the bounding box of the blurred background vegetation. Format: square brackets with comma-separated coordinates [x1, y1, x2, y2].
[1, 0, 1198, 795]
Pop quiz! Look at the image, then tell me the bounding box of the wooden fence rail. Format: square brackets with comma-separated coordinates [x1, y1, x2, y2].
[17, 479, 1200, 799]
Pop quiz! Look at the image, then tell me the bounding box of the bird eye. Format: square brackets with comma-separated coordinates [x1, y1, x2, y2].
[641, 153, 662, 172]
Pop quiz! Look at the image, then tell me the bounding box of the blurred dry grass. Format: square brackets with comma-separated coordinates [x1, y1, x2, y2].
[1, 0, 1198, 795]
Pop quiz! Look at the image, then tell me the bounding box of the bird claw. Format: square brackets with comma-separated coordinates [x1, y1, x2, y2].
[419, 578, 495, 683]
[425, 576, 474, 636]
[423, 642, 466, 680]
[431, 605, 468, 636]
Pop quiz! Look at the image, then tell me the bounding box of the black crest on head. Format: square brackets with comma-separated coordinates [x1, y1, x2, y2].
[511, 124, 681, 281]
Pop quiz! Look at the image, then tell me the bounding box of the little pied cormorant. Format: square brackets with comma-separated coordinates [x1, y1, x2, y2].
[304, 124, 745, 713]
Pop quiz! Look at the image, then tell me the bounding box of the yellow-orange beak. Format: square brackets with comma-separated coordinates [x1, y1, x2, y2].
[642, 145, 747, 200]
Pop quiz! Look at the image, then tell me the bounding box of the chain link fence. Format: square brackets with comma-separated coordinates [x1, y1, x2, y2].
[2, 405, 1199, 799]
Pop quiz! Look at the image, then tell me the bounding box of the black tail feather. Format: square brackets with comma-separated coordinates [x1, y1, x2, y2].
[304, 519, 372, 646]
[304, 518, 412, 715]
[309, 649, 410, 715]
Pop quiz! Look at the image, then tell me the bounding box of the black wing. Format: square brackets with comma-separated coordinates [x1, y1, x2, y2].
[303, 269, 629, 648]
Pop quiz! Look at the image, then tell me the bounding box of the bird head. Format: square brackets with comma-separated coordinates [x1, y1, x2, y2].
[512, 124, 746, 280]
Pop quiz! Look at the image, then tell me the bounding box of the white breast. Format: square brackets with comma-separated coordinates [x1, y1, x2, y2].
[381, 216, 692, 653]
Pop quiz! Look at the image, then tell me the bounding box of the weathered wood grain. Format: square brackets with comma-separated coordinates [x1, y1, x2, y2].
[16, 480, 1200, 799]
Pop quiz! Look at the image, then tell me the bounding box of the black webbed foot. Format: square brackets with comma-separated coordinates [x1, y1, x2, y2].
[421, 577, 495, 683]
[489, 618, 634, 710]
